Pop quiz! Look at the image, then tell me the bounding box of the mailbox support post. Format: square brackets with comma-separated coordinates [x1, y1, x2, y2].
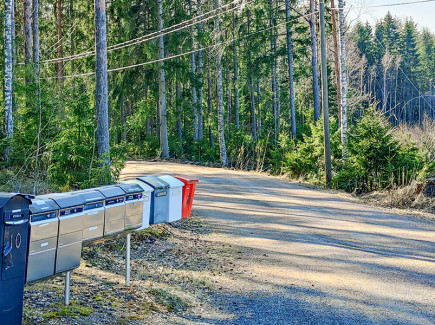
[126, 233, 131, 286]
[65, 271, 71, 305]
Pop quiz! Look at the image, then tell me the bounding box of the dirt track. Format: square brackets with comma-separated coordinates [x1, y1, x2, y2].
[121, 161, 435, 324]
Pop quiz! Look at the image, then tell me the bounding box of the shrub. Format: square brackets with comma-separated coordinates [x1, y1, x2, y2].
[333, 106, 433, 192]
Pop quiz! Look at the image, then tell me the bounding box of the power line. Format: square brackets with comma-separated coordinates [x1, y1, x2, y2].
[45, 10, 317, 80]
[40, 0, 248, 65]
[370, 0, 435, 8]
[331, 0, 435, 9]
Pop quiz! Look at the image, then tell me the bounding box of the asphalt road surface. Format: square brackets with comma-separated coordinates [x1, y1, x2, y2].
[121, 161, 435, 325]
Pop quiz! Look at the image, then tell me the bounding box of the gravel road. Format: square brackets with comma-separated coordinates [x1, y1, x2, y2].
[121, 161, 435, 325]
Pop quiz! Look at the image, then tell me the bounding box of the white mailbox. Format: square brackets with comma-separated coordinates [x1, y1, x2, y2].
[157, 175, 184, 222]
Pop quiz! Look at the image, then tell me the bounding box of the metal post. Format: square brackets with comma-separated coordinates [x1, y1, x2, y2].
[319, 0, 332, 184]
[125, 233, 131, 286]
[65, 271, 71, 306]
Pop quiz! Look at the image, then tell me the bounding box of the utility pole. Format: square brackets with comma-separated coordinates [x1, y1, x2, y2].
[319, 0, 332, 184]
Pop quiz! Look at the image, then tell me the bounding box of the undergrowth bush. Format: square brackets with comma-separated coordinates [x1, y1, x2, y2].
[333, 107, 434, 193]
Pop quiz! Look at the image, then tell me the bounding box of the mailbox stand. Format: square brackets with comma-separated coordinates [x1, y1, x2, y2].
[126, 233, 131, 286]
[65, 271, 71, 305]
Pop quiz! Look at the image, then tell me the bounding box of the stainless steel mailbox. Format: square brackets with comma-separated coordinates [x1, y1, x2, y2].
[39, 193, 85, 273]
[96, 185, 126, 236]
[27, 198, 60, 283]
[77, 190, 105, 242]
[115, 184, 144, 230]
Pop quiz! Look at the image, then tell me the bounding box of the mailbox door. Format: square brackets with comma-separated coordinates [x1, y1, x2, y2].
[30, 218, 59, 242]
[104, 201, 125, 223]
[2, 211, 29, 281]
[82, 207, 104, 241]
[59, 210, 85, 234]
[56, 230, 82, 273]
[104, 218, 124, 235]
[27, 236, 57, 283]
[153, 194, 170, 224]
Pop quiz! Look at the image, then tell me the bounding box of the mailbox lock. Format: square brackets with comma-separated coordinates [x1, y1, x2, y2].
[15, 233, 22, 249]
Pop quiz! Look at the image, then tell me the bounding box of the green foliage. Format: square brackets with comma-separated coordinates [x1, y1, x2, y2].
[333, 107, 431, 192]
[279, 118, 341, 181]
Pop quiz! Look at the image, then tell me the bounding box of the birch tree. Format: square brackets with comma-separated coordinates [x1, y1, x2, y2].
[32, 0, 41, 103]
[215, 0, 228, 166]
[285, 0, 296, 137]
[4, 0, 14, 161]
[176, 47, 183, 143]
[197, 0, 204, 140]
[189, 0, 199, 142]
[331, 0, 342, 125]
[207, 63, 214, 148]
[338, 0, 348, 146]
[57, 0, 64, 87]
[157, 0, 169, 158]
[95, 0, 110, 165]
[309, 0, 321, 122]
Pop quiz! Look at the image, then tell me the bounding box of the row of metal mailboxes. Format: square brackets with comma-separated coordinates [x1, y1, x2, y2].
[27, 175, 198, 283]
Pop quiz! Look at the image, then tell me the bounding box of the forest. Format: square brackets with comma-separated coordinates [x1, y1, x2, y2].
[0, 0, 434, 196]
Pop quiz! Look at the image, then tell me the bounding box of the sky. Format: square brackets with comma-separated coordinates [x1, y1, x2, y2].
[345, 0, 435, 32]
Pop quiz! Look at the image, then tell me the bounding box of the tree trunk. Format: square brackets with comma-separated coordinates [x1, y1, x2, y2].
[269, 1, 277, 143]
[176, 54, 182, 143]
[157, 0, 169, 158]
[197, 0, 204, 140]
[247, 10, 257, 141]
[275, 57, 281, 131]
[226, 66, 232, 136]
[189, 0, 198, 142]
[274, 0, 280, 132]
[214, 0, 228, 166]
[338, 0, 348, 147]
[4, 0, 14, 161]
[310, 0, 321, 122]
[24, 0, 32, 65]
[285, 0, 296, 137]
[233, 12, 240, 130]
[249, 52, 257, 142]
[32, 0, 41, 105]
[95, 0, 110, 165]
[11, 0, 16, 66]
[57, 0, 64, 87]
[319, 0, 332, 183]
[207, 66, 215, 148]
[257, 80, 262, 135]
[331, 0, 342, 125]
[70, 0, 75, 75]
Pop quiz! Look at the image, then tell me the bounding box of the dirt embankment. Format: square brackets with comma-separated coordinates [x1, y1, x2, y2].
[24, 218, 241, 324]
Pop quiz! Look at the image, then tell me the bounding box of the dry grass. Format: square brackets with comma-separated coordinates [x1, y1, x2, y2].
[359, 120, 435, 216]
[23, 217, 239, 324]
[362, 181, 435, 218]
[394, 119, 435, 160]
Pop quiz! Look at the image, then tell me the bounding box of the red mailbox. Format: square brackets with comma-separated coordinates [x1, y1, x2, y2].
[175, 176, 199, 219]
